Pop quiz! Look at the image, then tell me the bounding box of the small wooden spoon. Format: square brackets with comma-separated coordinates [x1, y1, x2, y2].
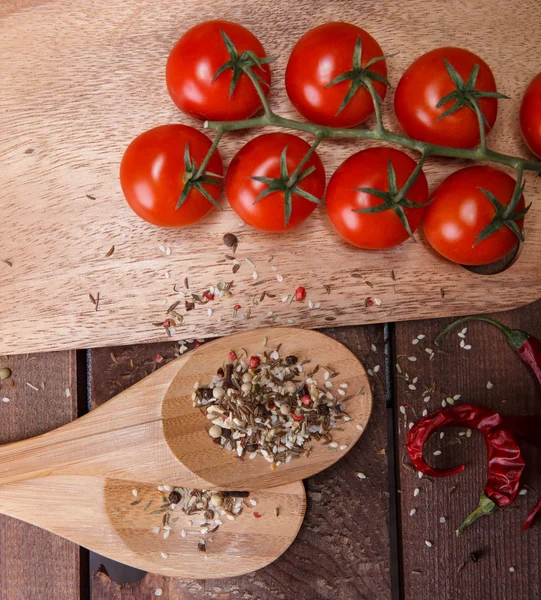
[0, 475, 306, 578]
[0, 328, 372, 490]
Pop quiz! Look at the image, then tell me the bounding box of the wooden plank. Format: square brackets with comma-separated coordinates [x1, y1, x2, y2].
[0, 351, 82, 600]
[2, 0, 541, 355]
[89, 326, 392, 599]
[394, 301, 541, 600]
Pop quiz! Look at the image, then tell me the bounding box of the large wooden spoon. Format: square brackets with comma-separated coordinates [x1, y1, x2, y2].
[0, 475, 305, 578]
[0, 328, 372, 490]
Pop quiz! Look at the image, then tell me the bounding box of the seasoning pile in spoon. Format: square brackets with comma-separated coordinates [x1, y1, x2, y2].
[148, 485, 248, 554]
[193, 343, 353, 467]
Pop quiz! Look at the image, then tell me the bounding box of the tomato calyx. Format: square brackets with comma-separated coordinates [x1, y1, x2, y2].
[212, 30, 276, 100]
[474, 175, 530, 246]
[177, 143, 223, 211]
[436, 59, 508, 126]
[250, 145, 324, 227]
[325, 36, 391, 115]
[354, 157, 430, 239]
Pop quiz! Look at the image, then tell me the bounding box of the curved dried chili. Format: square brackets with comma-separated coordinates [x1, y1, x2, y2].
[406, 404, 504, 477]
[406, 404, 525, 536]
[435, 315, 541, 388]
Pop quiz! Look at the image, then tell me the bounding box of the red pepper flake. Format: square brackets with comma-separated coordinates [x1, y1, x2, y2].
[301, 395, 312, 407]
[233, 304, 241, 310]
[228, 351, 237, 361]
[154, 353, 164, 364]
[253, 512, 262, 518]
[249, 356, 260, 369]
[267, 401, 276, 410]
[295, 286, 306, 301]
[194, 340, 204, 348]
[291, 413, 304, 422]
[163, 319, 171, 327]
[203, 291, 215, 301]
[365, 298, 375, 307]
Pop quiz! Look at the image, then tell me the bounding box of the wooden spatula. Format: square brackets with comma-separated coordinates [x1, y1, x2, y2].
[0, 475, 306, 578]
[0, 328, 372, 490]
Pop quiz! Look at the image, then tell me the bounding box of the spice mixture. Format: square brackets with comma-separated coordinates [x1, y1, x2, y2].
[144, 485, 248, 554]
[192, 342, 353, 466]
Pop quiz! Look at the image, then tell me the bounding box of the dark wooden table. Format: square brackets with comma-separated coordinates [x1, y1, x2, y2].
[1, 301, 539, 600]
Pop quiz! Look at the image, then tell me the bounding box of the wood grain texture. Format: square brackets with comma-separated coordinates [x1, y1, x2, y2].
[2, 0, 541, 355]
[394, 301, 541, 600]
[0, 475, 306, 578]
[0, 351, 82, 600]
[90, 325, 392, 599]
[0, 328, 372, 490]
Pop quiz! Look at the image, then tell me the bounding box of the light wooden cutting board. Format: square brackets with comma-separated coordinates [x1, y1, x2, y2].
[1, 0, 540, 355]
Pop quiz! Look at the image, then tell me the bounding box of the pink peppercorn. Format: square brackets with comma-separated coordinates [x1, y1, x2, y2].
[295, 286, 306, 301]
[249, 355, 261, 369]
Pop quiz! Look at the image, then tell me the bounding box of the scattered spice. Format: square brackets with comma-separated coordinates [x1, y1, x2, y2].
[105, 245, 115, 257]
[193, 342, 353, 467]
[223, 233, 238, 251]
[295, 286, 306, 301]
[144, 486, 248, 552]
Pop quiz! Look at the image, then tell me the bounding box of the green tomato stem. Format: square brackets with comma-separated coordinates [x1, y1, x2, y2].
[471, 98, 487, 152]
[195, 128, 224, 178]
[362, 77, 385, 135]
[204, 109, 541, 174]
[286, 131, 324, 188]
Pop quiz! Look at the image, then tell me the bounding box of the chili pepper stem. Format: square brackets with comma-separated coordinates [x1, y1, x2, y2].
[435, 315, 530, 351]
[456, 492, 498, 536]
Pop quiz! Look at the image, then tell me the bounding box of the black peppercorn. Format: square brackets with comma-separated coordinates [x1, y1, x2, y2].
[168, 491, 181, 504]
[285, 355, 298, 365]
[223, 233, 238, 248]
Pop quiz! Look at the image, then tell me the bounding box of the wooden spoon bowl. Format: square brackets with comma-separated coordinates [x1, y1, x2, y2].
[0, 476, 305, 578]
[0, 328, 372, 490]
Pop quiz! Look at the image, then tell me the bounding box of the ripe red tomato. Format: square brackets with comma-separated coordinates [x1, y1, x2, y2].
[166, 20, 271, 121]
[120, 125, 223, 227]
[325, 147, 428, 249]
[520, 72, 541, 158]
[423, 166, 526, 265]
[394, 47, 499, 148]
[225, 133, 325, 232]
[285, 22, 388, 128]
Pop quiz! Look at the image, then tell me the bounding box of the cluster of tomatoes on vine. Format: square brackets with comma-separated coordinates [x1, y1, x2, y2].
[120, 20, 541, 266]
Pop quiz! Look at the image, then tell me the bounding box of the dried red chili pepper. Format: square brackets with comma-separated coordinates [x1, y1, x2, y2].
[406, 404, 504, 478]
[406, 405, 525, 536]
[436, 316, 541, 388]
[523, 496, 541, 531]
[502, 415, 541, 531]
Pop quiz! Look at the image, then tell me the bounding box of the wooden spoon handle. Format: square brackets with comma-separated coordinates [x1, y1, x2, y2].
[0, 356, 211, 487]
